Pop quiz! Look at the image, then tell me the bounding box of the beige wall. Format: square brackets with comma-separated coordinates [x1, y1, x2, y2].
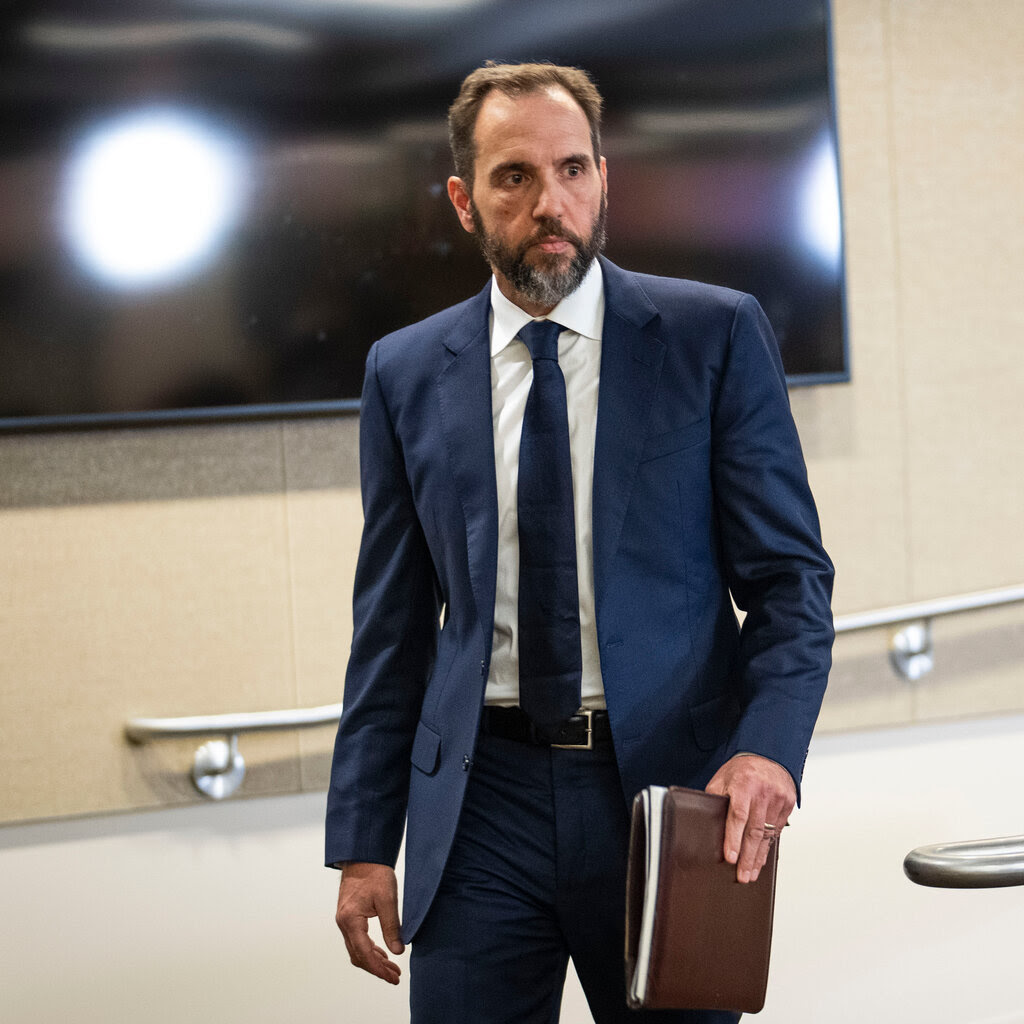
[808, 0, 1024, 729]
[2, 0, 1023, 825]
[0, 420, 360, 821]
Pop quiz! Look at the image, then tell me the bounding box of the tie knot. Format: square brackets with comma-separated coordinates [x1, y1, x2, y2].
[519, 319, 562, 362]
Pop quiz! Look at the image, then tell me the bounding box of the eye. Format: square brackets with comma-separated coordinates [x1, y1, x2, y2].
[566, 164, 582, 178]
[504, 171, 525, 186]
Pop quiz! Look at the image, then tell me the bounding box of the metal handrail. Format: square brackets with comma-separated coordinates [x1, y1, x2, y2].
[832, 583, 1024, 680]
[833, 583, 1024, 633]
[904, 834, 1024, 888]
[123, 582, 1024, 799]
[125, 702, 342, 800]
[125, 702, 342, 742]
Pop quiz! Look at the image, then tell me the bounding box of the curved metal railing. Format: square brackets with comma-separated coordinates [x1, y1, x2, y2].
[904, 834, 1024, 888]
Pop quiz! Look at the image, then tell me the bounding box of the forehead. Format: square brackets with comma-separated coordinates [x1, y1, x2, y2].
[473, 85, 592, 167]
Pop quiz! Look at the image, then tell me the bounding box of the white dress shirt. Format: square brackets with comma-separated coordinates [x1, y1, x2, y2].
[484, 260, 606, 709]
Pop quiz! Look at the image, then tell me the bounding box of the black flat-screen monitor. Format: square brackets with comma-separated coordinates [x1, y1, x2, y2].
[0, 0, 847, 432]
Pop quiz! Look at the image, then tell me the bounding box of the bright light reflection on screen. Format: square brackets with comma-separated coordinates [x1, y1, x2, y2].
[61, 108, 247, 289]
[800, 133, 842, 269]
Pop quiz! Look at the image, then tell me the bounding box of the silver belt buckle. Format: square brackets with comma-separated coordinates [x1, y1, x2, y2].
[551, 708, 593, 750]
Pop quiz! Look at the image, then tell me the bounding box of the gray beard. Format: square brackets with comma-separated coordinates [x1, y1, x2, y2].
[471, 194, 607, 308]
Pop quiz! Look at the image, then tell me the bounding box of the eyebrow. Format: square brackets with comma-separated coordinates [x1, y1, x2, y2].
[562, 153, 594, 168]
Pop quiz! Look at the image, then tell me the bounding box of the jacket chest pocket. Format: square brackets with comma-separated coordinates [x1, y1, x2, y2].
[639, 416, 710, 464]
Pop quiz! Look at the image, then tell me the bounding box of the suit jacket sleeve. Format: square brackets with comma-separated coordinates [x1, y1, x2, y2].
[324, 341, 442, 868]
[711, 294, 834, 794]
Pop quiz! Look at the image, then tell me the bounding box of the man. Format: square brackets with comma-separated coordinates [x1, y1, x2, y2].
[326, 62, 834, 1023]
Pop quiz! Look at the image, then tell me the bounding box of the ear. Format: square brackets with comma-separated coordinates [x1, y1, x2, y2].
[599, 156, 608, 195]
[447, 176, 476, 234]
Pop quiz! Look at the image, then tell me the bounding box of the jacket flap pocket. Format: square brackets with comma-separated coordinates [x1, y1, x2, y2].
[640, 417, 710, 463]
[410, 721, 441, 775]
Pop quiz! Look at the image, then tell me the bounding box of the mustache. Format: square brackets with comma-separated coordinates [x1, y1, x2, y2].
[523, 219, 585, 250]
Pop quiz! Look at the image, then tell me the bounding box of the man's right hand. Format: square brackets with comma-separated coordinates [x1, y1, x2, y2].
[335, 862, 405, 985]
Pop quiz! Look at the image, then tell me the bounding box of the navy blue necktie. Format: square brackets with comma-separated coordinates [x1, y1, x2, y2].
[517, 319, 583, 736]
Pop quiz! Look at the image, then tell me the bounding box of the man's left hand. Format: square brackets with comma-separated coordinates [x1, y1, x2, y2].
[705, 754, 795, 884]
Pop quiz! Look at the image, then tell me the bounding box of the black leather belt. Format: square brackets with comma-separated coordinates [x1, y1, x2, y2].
[481, 705, 611, 750]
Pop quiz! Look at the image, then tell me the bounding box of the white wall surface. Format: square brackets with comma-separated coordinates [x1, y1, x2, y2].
[2, 714, 1023, 1024]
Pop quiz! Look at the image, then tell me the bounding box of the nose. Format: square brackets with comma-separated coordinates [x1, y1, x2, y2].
[532, 172, 565, 222]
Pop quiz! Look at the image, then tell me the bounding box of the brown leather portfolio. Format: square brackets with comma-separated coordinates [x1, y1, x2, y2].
[624, 786, 779, 1013]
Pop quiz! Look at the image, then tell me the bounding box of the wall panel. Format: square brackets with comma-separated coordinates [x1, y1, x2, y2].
[793, 0, 910, 616]
[889, 0, 1024, 596]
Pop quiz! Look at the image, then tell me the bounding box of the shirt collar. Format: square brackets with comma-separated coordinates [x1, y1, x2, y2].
[489, 259, 605, 358]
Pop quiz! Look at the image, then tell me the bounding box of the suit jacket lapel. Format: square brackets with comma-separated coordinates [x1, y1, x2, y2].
[593, 258, 665, 617]
[433, 264, 666, 652]
[436, 285, 499, 656]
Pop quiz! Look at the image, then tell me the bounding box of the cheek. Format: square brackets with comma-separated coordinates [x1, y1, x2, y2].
[489, 195, 525, 223]
[574, 192, 603, 225]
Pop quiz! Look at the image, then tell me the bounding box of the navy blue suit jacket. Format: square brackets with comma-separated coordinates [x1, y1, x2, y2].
[325, 257, 834, 943]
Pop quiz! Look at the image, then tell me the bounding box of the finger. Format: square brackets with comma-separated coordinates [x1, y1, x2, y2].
[353, 942, 402, 985]
[750, 825, 781, 882]
[337, 909, 378, 967]
[339, 917, 402, 984]
[367, 944, 403, 985]
[377, 890, 406, 956]
[749, 796, 791, 881]
[337, 910, 373, 962]
[736, 798, 770, 883]
[722, 790, 750, 868]
[750, 833, 772, 881]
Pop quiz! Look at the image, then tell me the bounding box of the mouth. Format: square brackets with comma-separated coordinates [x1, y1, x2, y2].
[531, 235, 574, 255]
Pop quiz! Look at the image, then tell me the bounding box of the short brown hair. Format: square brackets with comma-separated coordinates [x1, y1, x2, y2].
[448, 61, 604, 192]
